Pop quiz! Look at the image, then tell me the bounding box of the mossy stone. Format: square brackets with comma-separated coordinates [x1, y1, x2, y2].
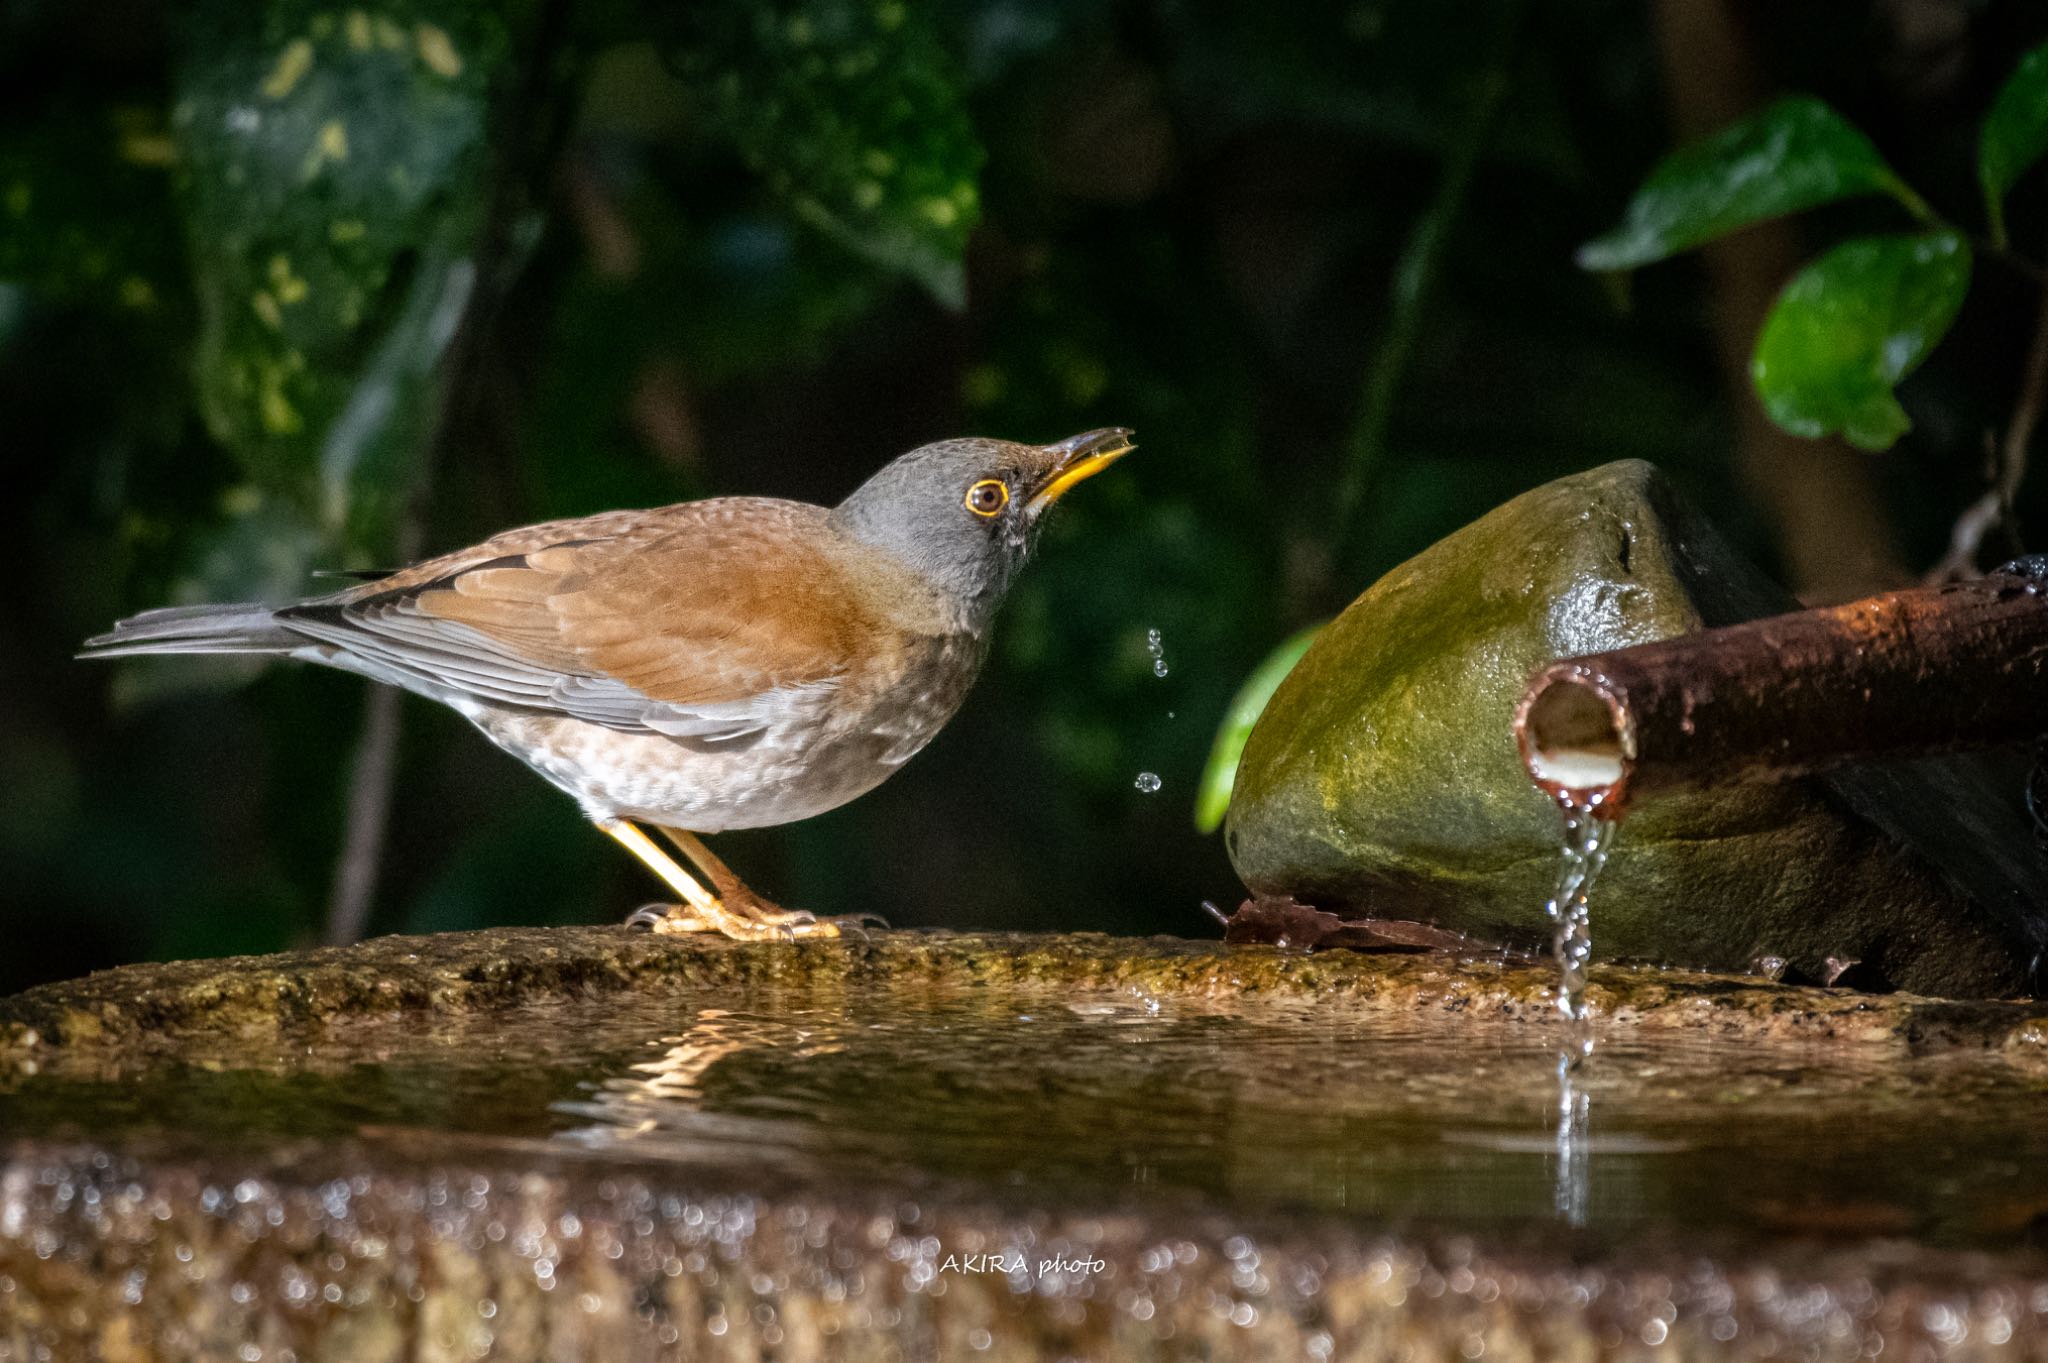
[1226, 460, 2048, 998]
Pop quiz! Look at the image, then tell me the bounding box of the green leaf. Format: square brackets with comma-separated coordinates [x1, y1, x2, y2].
[1578, 97, 1920, 271]
[1979, 40, 2048, 248]
[1194, 625, 1322, 835]
[664, 0, 985, 307]
[1750, 231, 1971, 452]
[172, 0, 504, 546]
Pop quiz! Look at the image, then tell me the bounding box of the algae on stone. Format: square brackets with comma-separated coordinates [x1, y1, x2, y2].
[1225, 460, 2048, 997]
[6, 927, 2048, 1066]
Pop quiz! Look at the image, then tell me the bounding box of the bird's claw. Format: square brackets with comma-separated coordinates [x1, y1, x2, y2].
[625, 903, 670, 931]
[802, 910, 887, 943]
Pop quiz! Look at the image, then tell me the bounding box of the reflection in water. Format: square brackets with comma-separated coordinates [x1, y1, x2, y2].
[1554, 1055, 1589, 1227]
[544, 994, 1710, 1237]
[553, 1008, 845, 1165]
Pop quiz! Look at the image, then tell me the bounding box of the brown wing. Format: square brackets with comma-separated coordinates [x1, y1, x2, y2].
[277, 499, 899, 736]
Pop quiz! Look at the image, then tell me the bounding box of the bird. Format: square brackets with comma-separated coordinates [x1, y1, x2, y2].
[81, 428, 1136, 940]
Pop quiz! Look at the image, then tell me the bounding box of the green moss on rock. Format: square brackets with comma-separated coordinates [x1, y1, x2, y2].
[1226, 461, 2048, 998]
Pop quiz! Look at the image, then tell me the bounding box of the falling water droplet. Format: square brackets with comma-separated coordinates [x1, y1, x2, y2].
[1130, 630, 1168, 794]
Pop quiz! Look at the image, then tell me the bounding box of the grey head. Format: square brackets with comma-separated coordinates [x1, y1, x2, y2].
[831, 427, 1136, 624]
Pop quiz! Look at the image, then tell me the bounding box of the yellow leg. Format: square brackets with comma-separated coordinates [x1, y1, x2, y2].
[599, 818, 857, 941]
[656, 825, 889, 935]
[653, 827, 816, 927]
[598, 819, 775, 941]
[600, 819, 719, 913]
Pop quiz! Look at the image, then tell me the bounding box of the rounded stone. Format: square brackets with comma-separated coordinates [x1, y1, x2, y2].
[1226, 460, 2047, 997]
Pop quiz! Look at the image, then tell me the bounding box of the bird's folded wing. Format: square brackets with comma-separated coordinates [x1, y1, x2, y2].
[277, 501, 883, 738]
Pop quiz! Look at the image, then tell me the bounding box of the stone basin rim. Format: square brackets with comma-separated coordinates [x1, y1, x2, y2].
[3, 927, 2047, 1063]
[14, 1130, 2048, 1363]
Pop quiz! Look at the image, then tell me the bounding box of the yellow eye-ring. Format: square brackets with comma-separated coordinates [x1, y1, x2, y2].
[965, 479, 1009, 517]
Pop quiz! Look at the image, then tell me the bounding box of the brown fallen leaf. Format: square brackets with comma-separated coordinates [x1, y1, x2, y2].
[1221, 896, 1343, 949]
[1221, 896, 1476, 954]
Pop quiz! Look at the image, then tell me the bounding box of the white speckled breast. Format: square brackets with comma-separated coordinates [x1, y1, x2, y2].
[466, 632, 985, 832]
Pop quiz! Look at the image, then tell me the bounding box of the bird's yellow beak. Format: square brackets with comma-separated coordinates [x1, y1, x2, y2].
[1026, 427, 1137, 514]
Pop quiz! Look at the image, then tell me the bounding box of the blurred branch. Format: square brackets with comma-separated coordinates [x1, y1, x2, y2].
[325, 650, 407, 945]
[1652, 0, 1907, 603]
[1927, 243, 2048, 582]
[319, 255, 473, 947]
[1328, 0, 1525, 569]
[1971, 235, 2048, 287]
[321, 0, 572, 945]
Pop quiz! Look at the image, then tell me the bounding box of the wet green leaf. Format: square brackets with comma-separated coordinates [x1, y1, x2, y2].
[1578, 97, 1920, 271]
[1195, 626, 1322, 835]
[172, 0, 505, 545]
[1979, 40, 2048, 248]
[664, 0, 984, 306]
[1750, 231, 1971, 452]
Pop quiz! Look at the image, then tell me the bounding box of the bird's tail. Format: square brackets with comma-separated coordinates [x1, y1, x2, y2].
[78, 602, 300, 660]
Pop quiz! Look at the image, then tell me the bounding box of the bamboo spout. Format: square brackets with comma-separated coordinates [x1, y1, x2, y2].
[1514, 562, 2048, 812]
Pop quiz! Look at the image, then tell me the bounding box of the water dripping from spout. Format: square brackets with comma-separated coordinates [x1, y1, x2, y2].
[1544, 795, 1618, 1229]
[1545, 798, 1617, 1066]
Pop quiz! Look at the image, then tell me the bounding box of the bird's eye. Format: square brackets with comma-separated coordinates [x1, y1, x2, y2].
[965, 479, 1009, 518]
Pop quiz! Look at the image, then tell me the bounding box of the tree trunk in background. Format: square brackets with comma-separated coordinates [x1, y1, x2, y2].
[1653, 0, 1910, 604]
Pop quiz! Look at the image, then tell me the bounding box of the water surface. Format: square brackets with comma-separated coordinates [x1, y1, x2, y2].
[5, 985, 2045, 1250]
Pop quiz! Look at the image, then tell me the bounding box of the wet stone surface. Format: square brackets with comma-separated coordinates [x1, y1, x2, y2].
[5, 928, 2048, 1360]
[6, 926, 2048, 1057]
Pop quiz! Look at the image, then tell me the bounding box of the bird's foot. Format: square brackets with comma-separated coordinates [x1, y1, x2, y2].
[706, 882, 886, 941]
[614, 822, 885, 941]
[624, 899, 861, 942]
[720, 886, 817, 929]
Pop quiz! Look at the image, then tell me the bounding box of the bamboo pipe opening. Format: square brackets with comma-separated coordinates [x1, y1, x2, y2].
[1515, 667, 1632, 807]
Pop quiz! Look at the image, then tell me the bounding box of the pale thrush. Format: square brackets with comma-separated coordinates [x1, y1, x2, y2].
[81, 428, 1137, 939]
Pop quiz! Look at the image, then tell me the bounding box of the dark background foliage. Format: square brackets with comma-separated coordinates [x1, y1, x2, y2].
[4, 0, 2045, 994]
